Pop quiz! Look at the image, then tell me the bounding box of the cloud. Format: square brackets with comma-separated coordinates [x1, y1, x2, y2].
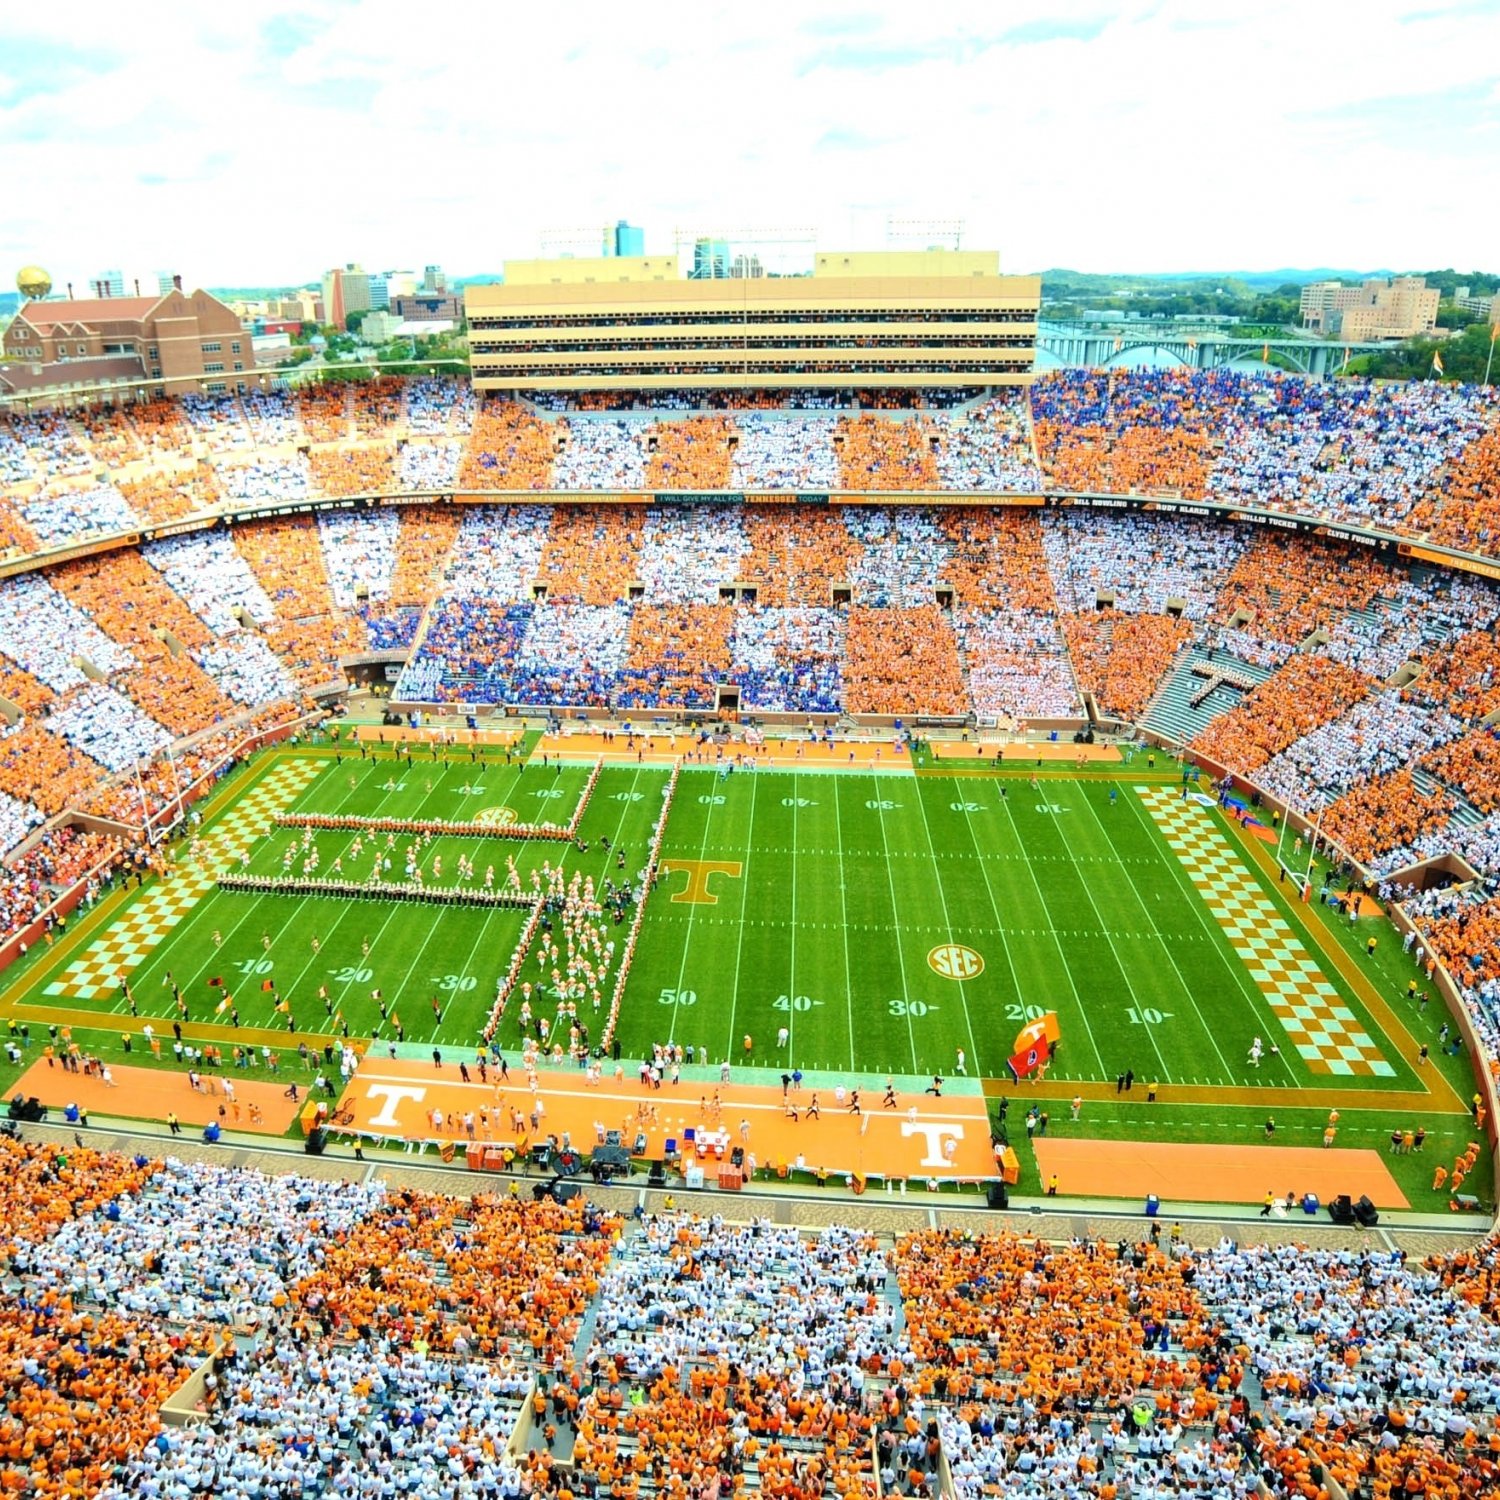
[0, 0, 1496, 285]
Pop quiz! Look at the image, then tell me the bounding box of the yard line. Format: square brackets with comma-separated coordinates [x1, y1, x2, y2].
[991, 786, 1108, 1077]
[1087, 788, 1273, 1086]
[870, 774, 919, 1075]
[948, 798, 1031, 1064]
[721, 768, 758, 1065]
[1037, 787, 1173, 1083]
[909, 781, 983, 1076]
[1118, 792, 1319, 1088]
[830, 770, 855, 1074]
[228, 759, 476, 1012]
[148, 756, 340, 974]
[666, 774, 721, 1052]
[789, 774, 800, 1061]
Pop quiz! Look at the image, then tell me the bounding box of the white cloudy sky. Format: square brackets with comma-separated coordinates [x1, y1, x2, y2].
[2, 0, 1497, 289]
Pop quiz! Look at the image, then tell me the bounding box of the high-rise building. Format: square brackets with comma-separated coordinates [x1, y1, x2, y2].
[690, 238, 731, 280]
[422, 265, 448, 293]
[1301, 276, 1439, 339]
[321, 263, 372, 329]
[367, 273, 390, 311]
[93, 269, 125, 298]
[156, 272, 179, 296]
[614, 221, 645, 258]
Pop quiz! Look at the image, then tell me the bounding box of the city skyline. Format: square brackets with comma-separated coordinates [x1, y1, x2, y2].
[3, 0, 1498, 288]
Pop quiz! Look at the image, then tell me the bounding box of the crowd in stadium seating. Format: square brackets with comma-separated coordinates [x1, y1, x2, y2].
[961, 610, 1078, 719]
[404, 376, 474, 434]
[197, 636, 299, 706]
[1193, 655, 1374, 774]
[730, 414, 839, 489]
[0, 572, 136, 691]
[2, 367, 1495, 546]
[143, 531, 276, 634]
[1064, 612, 1191, 722]
[731, 606, 844, 713]
[309, 445, 394, 498]
[399, 438, 462, 490]
[551, 416, 650, 490]
[0, 1126, 1497, 1500]
[318, 508, 399, 610]
[0, 789, 42, 861]
[21, 483, 139, 546]
[1042, 512, 1247, 620]
[45, 682, 171, 773]
[118, 463, 221, 525]
[218, 455, 314, 506]
[1258, 693, 1465, 811]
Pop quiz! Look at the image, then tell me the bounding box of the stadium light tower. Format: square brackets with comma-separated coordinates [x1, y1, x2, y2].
[884, 217, 966, 251]
[538, 227, 618, 260]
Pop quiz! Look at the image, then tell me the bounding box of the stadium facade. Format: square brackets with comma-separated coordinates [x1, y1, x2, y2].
[466, 249, 1041, 395]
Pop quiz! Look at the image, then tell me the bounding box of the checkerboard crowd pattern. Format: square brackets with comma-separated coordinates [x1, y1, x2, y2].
[45, 759, 324, 1002]
[1136, 786, 1395, 1077]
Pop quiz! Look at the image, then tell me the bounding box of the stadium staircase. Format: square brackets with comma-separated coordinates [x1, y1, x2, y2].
[1412, 767, 1487, 828]
[1140, 647, 1273, 747]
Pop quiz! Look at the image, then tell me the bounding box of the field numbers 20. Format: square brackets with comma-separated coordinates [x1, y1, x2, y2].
[658, 988, 698, 1006]
[950, 802, 984, 813]
[330, 965, 372, 984]
[1004, 1003, 1044, 1021]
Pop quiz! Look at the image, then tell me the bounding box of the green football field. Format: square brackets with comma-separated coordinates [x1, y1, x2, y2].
[2, 747, 1429, 1089]
[626, 766, 1422, 1089]
[3, 741, 1487, 1206]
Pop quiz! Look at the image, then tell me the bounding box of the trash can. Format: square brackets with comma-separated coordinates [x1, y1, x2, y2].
[1145, 1194, 1160, 1218]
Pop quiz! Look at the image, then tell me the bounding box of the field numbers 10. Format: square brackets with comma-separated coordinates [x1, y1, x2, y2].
[1127, 1006, 1171, 1025]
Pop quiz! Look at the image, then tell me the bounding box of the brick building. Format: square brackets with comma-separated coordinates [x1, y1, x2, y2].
[1, 280, 252, 403]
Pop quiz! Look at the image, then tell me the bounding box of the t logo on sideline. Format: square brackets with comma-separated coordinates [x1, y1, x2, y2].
[928, 943, 984, 980]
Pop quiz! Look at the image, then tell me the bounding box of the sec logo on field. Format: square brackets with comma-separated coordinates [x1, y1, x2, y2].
[928, 944, 984, 980]
[474, 807, 518, 826]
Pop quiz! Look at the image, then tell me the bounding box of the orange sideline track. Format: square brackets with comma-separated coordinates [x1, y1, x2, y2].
[1031, 1136, 1411, 1209]
[929, 741, 1123, 762]
[13, 1059, 304, 1135]
[334, 1060, 997, 1181]
[536, 733, 915, 770]
[351, 725, 522, 747]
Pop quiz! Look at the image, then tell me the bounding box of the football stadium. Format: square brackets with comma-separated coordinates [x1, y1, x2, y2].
[4, 170, 1500, 1500]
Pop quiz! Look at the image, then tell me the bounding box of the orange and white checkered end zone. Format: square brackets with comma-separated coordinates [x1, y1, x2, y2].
[335, 1060, 998, 1182]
